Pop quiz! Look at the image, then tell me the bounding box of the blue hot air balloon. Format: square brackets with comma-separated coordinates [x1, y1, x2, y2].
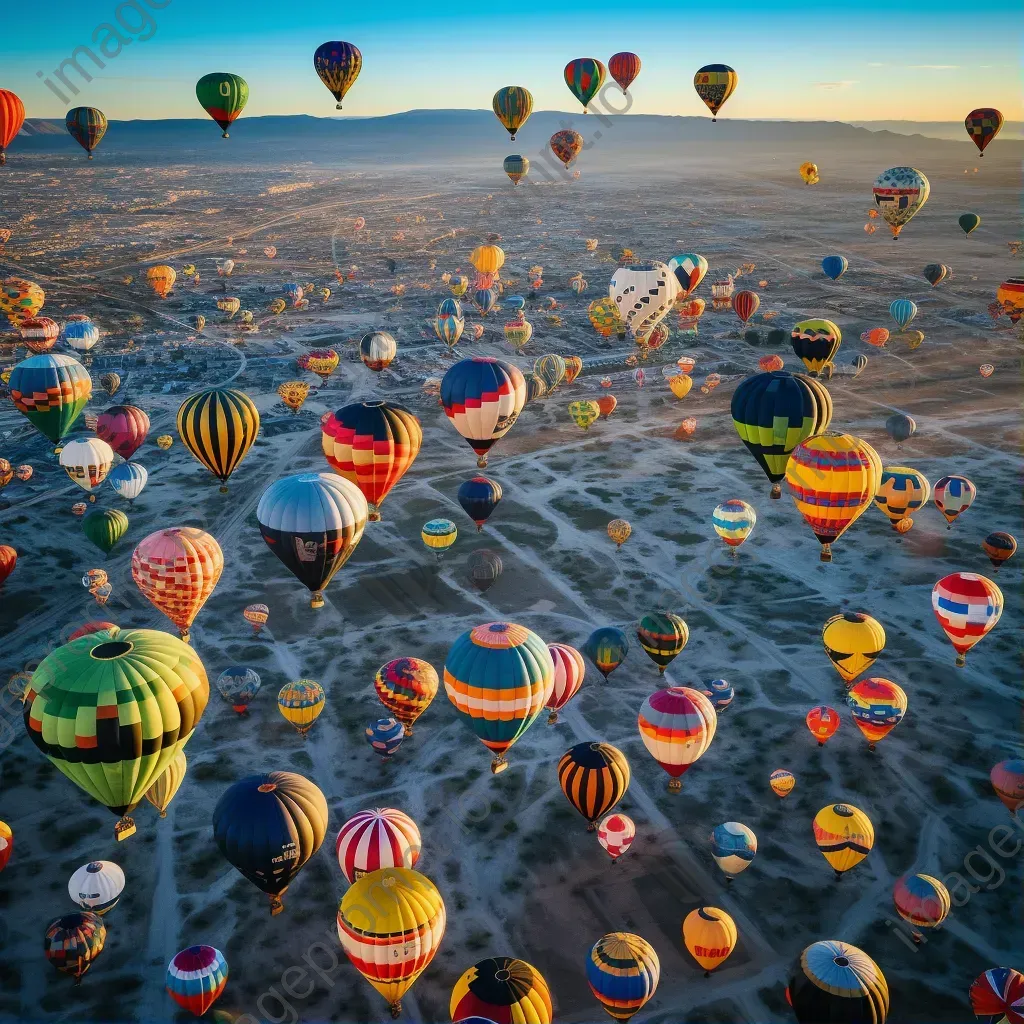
[821, 255, 848, 281]
[107, 462, 148, 505]
[457, 476, 503, 531]
[366, 718, 405, 760]
[889, 298, 918, 331]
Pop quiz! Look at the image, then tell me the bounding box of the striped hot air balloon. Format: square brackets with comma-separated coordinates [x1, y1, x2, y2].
[969, 968, 1024, 1024]
[337, 867, 445, 1018]
[564, 57, 607, 112]
[848, 677, 907, 748]
[712, 499, 756, 548]
[636, 612, 688, 674]
[931, 572, 1003, 666]
[441, 357, 526, 468]
[933, 474, 976, 528]
[335, 808, 421, 884]
[893, 874, 950, 939]
[9, 353, 91, 445]
[444, 622, 554, 773]
[789, 940, 889, 1024]
[558, 741, 630, 829]
[96, 405, 150, 460]
[874, 467, 930, 532]
[452, 957, 552, 1024]
[144, 751, 186, 817]
[492, 87, 533, 140]
[586, 932, 660, 1022]
[544, 643, 586, 723]
[277, 680, 325, 738]
[313, 41, 362, 109]
[710, 822, 757, 878]
[583, 626, 629, 680]
[177, 387, 259, 491]
[812, 803, 874, 878]
[785, 431, 882, 562]
[990, 760, 1024, 813]
[166, 945, 228, 1016]
[19, 316, 59, 352]
[638, 687, 716, 791]
[373, 658, 438, 734]
[609, 52, 642, 92]
[693, 65, 737, 119]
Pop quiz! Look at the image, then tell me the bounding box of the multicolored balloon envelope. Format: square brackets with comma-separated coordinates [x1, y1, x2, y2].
[196, 72, 249, 137]
[788, 940, 889, 1024]
[637, 686, 716, 791]
[335, 807, 421, 883]
[441, 357, 526, 468]
[559, 740, 630, 827]
[872, 166, 930, 239]
[451, 957, 552, 1024]
[969, 967, 1024, 1024]
[166, 946, 228, 1016]
[313, 41, 362, 108]
[9, 353, 91, 444]
[586, 932, 660, 1022]
[931, 572, 1003, 666]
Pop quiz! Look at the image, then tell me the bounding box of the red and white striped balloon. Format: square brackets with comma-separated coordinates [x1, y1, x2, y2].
[544, 643, 586, 723]
[931, 572, 1003, 667]
[335, 808, 421, 884]
[597, 813, 636, 861]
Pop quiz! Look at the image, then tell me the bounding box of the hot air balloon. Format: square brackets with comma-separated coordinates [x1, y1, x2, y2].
[701, 678, 735, 713]
[359, 330, 397, 371]
[923, 263, 951, 287]
[550, 129, 584, 168]
[445, 622, 553, 773]
[770, 769, 795, 797]
[731, 371, 833, 498]
[806, 706, 840, 746]
[969, 968, 1024, 1024]
[166, 946, 228, 1016]
[217, 296, 240, 320]
[467, 548, 503, 593]
[597, 394, 618, 418]
[278, 381, 310, 412]
[710, 822, 756, 879]
[0, 276, 45, 326]
[559, 741, 630, 828]
[569, 399, 601, 430]
[851, 354, 868, 377]
[451, 957, 551, 1024]
[61, 317, 101, 356]
[435, 297, 465, 348]
[934, 474, 976, 528]
[791, 319, 841, 377]
[874, 466, 930, 532]
[544, 643, 586, 724]
[131, 528, 223, 641]
[788, 941, 888, 1023]
[563, 355, 583, 384]
[607, 519, 631, 549]
[492, 86, 533, 141]
[583, 626, 629, 680]
[176, 387, 258, 492]
[683, 907, 736, 976]
[597, 812, 635, 862]
[321, 401, 421, 521]
[990, 760, 1024, 813]
[534, 353, 566, 392]
[822, 612, 885, 686]
[872, 167, 930, 239]
[243, 603, 269, 634]
[979, 363, 995, 378]
[0, 90, 26, 165]
[932, 572, 1003, 666]
[965, 107, 1003, 156]
[257, 472, 368, 608]
[96, 405, 150, 460]
[893, 874, 950, 940]
[884, 412, 916, 449]
[72, 502, 89, 516]
[68, 861, 124, 915]
[441, 357, 526, 467]
[366, 717, 405, 759]
[457, 475, 502, 531]
[421, 518, 457, 559]
[756, 354, 784, 373]
[155, 434, 173, 451]
[145, 751, 187, 817]
[19, 316, 59, 352]
[469, 245, 505, 276]
[610, 261, 680, 340]
[277, 680, 325, 738]
[297, 348, 340, 385]
[335, 807, 421, 883]
[25, 627, 208, 840]
[0, 546, 16, 588]
[313, 41, 362, 109]
[995, 278, 1024, 323]
[0, 821, 11, 872]
[9, 353, 91, 444]
[14, 463, 31, 482]
[812, 803, 874, 877]
[142, 265, 177, 300]
[668, 373, 693, 399]
[82, 508, 129, 555]
[821, 255, 848, 281]
[586, 932, 660, 1022]
[59, 438, 114, 499]
[213, 771, 327, 914]
[65, 107, 107, 158]
[959, 213, 981, 236]
[338, 867, 445, 1018]
[589, 297, 627, 337]
[216, 666, 261, 714]
[503, 154, 530, 186]
[638, 687, 716, 791]
[44, 912, 106, 983]
[712, 499, 756, 548]
[733, 290, 760, 324]
[196, 72, 249, 137]
[565, 57, 607, 112]
[786, 432, 882, 561]
[636, 613, 688, 674]
[373, 658, 438, 735]
[889, 298, 918, 332]
[982, 532, 1016, 571]
[449, 274, 469, 298]
[472, 287, 498, 316]
[609, 52, 642, 93]
[693, 65, 737, 120]
[108, 462, 148, 505]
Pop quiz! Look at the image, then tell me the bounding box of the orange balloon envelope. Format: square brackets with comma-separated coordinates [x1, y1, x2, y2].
[861, 328, 889, 348]
[0, 90, 26, 165]
[597, 395, 617, 418]
[847, 677, 907, 748]
[131, 528, 224, 641]
[732, 290, 760, 324]
[758, 355, 784, 372]
[805, 705, 840, 746]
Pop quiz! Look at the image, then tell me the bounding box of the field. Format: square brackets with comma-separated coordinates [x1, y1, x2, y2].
[0, 129, 1021, 1023]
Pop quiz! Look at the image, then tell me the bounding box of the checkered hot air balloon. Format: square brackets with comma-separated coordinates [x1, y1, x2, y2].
[597, 813, 635, 861]
[931, 572, 1003, 666]
[44, 912, 106, 984]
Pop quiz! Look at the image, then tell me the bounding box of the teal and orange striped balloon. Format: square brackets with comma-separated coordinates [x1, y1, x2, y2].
[636, 612, 688, 674]
[564, 58, 607, 112]
[65, 107, 107, 158]
[444, 622, 553, 774]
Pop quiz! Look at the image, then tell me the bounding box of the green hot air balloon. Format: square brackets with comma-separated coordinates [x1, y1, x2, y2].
[958, 213, 981, 237]
[196, 73, 249, 138]
[82, 508, 129, 555]
[23, 627, 210, 840]
[492, 86, 533, 141]
[636, 612, 689, 674]
[8, 353, 92, 445]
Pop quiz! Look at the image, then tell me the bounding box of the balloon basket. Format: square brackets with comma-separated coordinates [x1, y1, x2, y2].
[219, 485, 229, 494]
[89, 494, 97, 502]
[389, 1001, 402, 1020]
[368, 508, 382, 522]
[269, 894, 284, 916]
[769, 484, 781, 499]
[114, 816, 136, 841]
[667, 779, 682, 793]
[955, 654, 966, 668]
[819, 545, 833, 563]
[490, 756, 509, 775]
[476, 456, 488, 469]
[547, 711, 559, 725]
[310, 593, 325, 609]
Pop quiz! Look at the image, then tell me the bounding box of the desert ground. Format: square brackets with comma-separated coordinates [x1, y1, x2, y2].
[0, 128, 1021, 1023]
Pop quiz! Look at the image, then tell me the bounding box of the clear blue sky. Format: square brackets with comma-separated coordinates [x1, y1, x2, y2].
[4, 0, 1019, 121]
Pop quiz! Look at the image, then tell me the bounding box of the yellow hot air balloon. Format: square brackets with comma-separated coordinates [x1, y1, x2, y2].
[470, 245, 505, 276]
[144, 751, 186, 817]
[812, 803, 874, 878]
[0, 277, 46, 326]
[277, 680, 325, 738]
[799, 161, 819, 184]
[607, 519, 631, 549]
[785, 432, 882, 562]
[821, 612, 885, 686]
[146, 265, 177, 298]
[177, 388, 260, 492]
[569, 400, 600, 431]
[682, 907, 737, 976]
[337, 867, 445, 1018]
[217, 296, 241, 319]
[668, 374, 693, 399]
[277, 381, 310, 412]
[156, 435, 173, 451]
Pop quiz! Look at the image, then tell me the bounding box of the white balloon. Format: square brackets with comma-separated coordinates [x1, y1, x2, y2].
[68, 860, 125, 915]
[609, 260, 680, 340]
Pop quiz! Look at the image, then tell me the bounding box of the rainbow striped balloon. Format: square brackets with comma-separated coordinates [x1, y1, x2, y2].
[712, 499, 757, 547]
[932, 572, 1003, 666]
[637, 686, 717, 792]
[586, 932, 660, 1021]
[166, 945, 228, 1016]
